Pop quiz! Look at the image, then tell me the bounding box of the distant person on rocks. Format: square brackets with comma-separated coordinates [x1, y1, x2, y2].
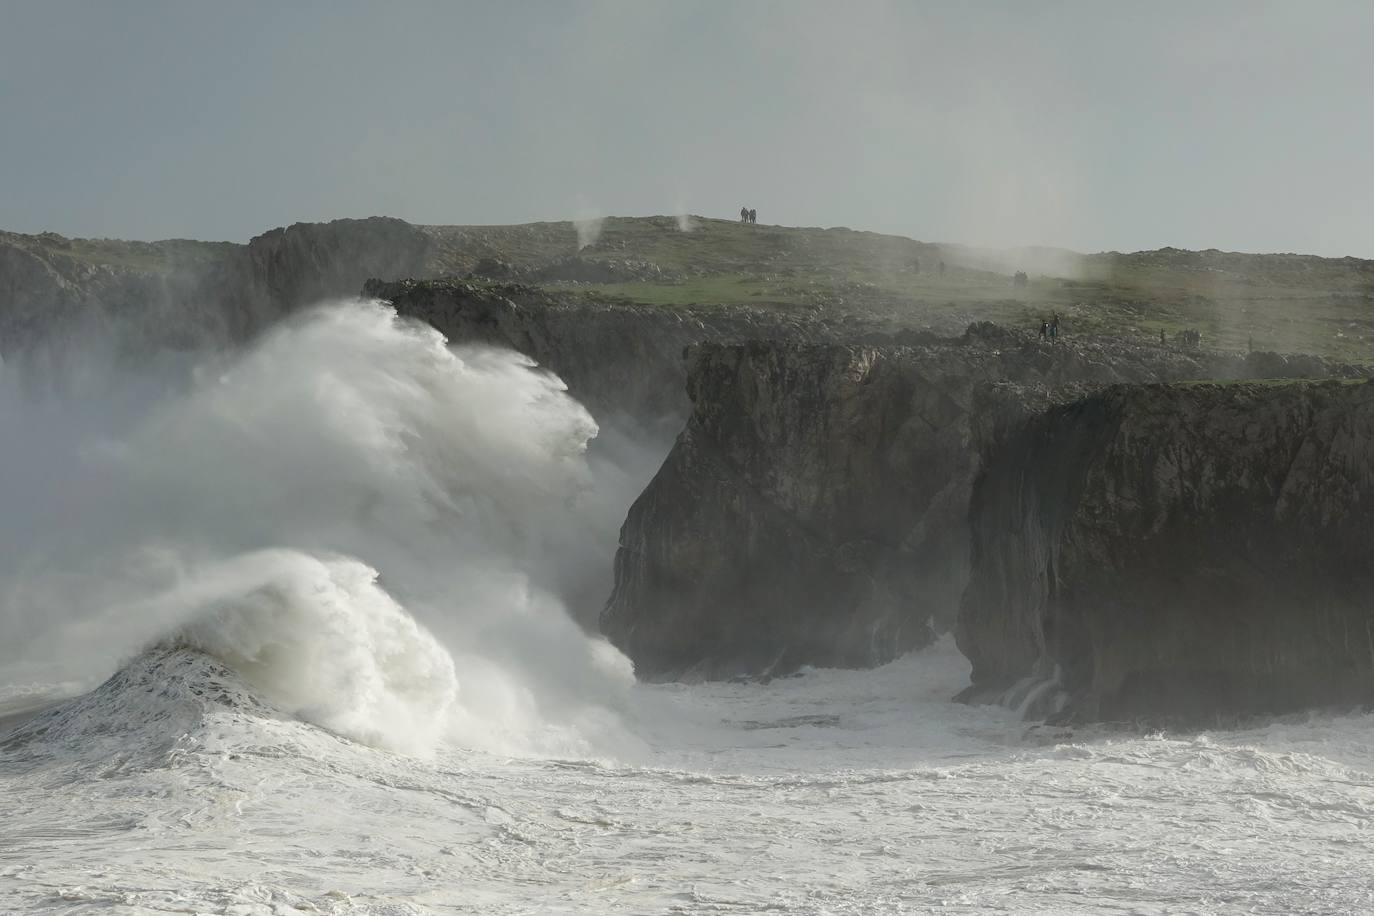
[749, 208, 757, 224]
[1160, 329, 1166, 346]
[1050, 314, 1060, 340]
[1040, 320, 1049, 340]
[740, 206, 749, 224]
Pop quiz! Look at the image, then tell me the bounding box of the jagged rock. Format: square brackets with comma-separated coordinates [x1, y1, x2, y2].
[365, 278, 744, 427]
[603, 333, 1368, 681]
[959, 380, 1374, 723]
[366, 277, 849, 428]
[201, 217, 431, 341]
[598, 337, 1034, 680]
[605, 342, 959, 678]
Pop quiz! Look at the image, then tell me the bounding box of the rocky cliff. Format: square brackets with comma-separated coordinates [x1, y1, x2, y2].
[601, 328, 1355, 681]
[363, 278, 767, 427]
[0, 218, 430, 354]
[601, 341, 974, 679]
[201, 217, 431, 342]
[959, 380, 1374, 722]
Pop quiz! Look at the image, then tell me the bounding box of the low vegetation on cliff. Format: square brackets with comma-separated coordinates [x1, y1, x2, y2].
[6, 215, 1374, 364]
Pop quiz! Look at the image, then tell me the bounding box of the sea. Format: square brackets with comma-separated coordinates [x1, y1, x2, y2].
[2, 301, 1372, 914]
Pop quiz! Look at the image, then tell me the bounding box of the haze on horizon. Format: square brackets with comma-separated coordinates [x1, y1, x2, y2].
[2, 1, 1371, 258]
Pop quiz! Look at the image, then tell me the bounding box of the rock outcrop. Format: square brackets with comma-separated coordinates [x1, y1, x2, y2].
[602, 341, 973, 678]
[0, 218, 430, 354]
[365, 277, 832, 428]
[602, 327, 1369, 681]
[203, 217, 431, 341]
[959, 380, 1374, 722]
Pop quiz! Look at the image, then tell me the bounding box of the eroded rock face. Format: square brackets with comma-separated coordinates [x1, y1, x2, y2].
[204, 217, 431, 341]
[365, 277, 834, 429]
[366, 278, 723, 427]
[959, 380, 1374, 722]
[600, 337, 1065, 680]
[604, 342, 968, 678]
[602, 329, 1369, 682]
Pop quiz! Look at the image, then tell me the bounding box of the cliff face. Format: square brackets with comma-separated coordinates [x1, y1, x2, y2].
[959, 381, 1374, 722]
[0, 218, 430, 354]
[205, 218, 431, 341]
[364, 277, 844, 428]
[363, 278, 730, 426]
[600, 329, 1323, 681]
[603, 343, 964, 678]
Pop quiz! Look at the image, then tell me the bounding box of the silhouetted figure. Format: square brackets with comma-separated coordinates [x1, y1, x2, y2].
[1013, 270, 1029, 288]
[1040, 321, 1049, 340]
[749, 208, 757, 224]
[1160, 329, 1166, 346]
[1050, 313, 1060, 340]
[740, 206, 749, 224]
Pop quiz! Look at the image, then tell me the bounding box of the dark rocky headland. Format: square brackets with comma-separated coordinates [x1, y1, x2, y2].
[5, 214, 1374, 722]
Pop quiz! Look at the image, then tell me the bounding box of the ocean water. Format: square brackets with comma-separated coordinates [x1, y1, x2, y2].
[5, 640, 1374, 914]
[2, 302, 1373, 914]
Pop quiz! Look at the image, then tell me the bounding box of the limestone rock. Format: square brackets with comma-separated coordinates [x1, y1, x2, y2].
[603, 332, 1366, 682]
[959, 380, 1374, 722]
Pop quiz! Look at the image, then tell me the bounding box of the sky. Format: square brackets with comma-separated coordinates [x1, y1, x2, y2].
[2, 1, 1372, 257]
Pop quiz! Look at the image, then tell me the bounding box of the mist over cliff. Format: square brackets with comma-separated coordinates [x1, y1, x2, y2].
[4, 212, 1373, 726]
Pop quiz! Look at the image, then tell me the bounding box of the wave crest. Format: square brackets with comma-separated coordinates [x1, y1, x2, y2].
[0, 300, 648, 758]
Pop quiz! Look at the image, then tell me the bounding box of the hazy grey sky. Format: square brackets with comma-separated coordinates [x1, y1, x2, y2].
[3, 1, 1371, 256]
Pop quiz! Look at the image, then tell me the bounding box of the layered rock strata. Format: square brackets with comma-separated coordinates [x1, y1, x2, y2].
[959, 380, 1374, 722]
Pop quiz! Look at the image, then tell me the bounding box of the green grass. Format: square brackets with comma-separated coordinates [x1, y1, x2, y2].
[416, 216, 1374, 365]
[4, 231, 236, 274]
[10, 214, 1374, 365]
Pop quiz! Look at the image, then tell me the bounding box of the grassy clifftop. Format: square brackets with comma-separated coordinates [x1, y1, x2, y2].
[6, 215, 1372, 363]
[423, 216, 1374, 363]
[0, 230, 234, 273]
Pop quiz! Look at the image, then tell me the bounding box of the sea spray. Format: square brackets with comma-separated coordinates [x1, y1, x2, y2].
[574, 214, 604, 250]
[0, 300, 640, 756]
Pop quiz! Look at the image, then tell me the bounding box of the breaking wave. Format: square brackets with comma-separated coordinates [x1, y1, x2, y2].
[0, 300, 643, 757]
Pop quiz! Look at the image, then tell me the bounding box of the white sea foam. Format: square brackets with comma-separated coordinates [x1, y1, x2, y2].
[4, 301, 1374, 913]
[0, 300, 638, 757]
[5, 638, 1374, 913]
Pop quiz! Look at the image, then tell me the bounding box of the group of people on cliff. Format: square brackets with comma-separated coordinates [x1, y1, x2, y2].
[739, 206, 757, 224]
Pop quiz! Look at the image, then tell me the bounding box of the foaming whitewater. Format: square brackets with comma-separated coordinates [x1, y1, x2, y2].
[0, 299, 638, 757]
[4, 301, 1374, 914]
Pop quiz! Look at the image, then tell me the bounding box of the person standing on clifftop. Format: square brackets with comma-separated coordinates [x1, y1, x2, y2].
[740, 206, 749, 224]
[749, 208, 757, 224]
